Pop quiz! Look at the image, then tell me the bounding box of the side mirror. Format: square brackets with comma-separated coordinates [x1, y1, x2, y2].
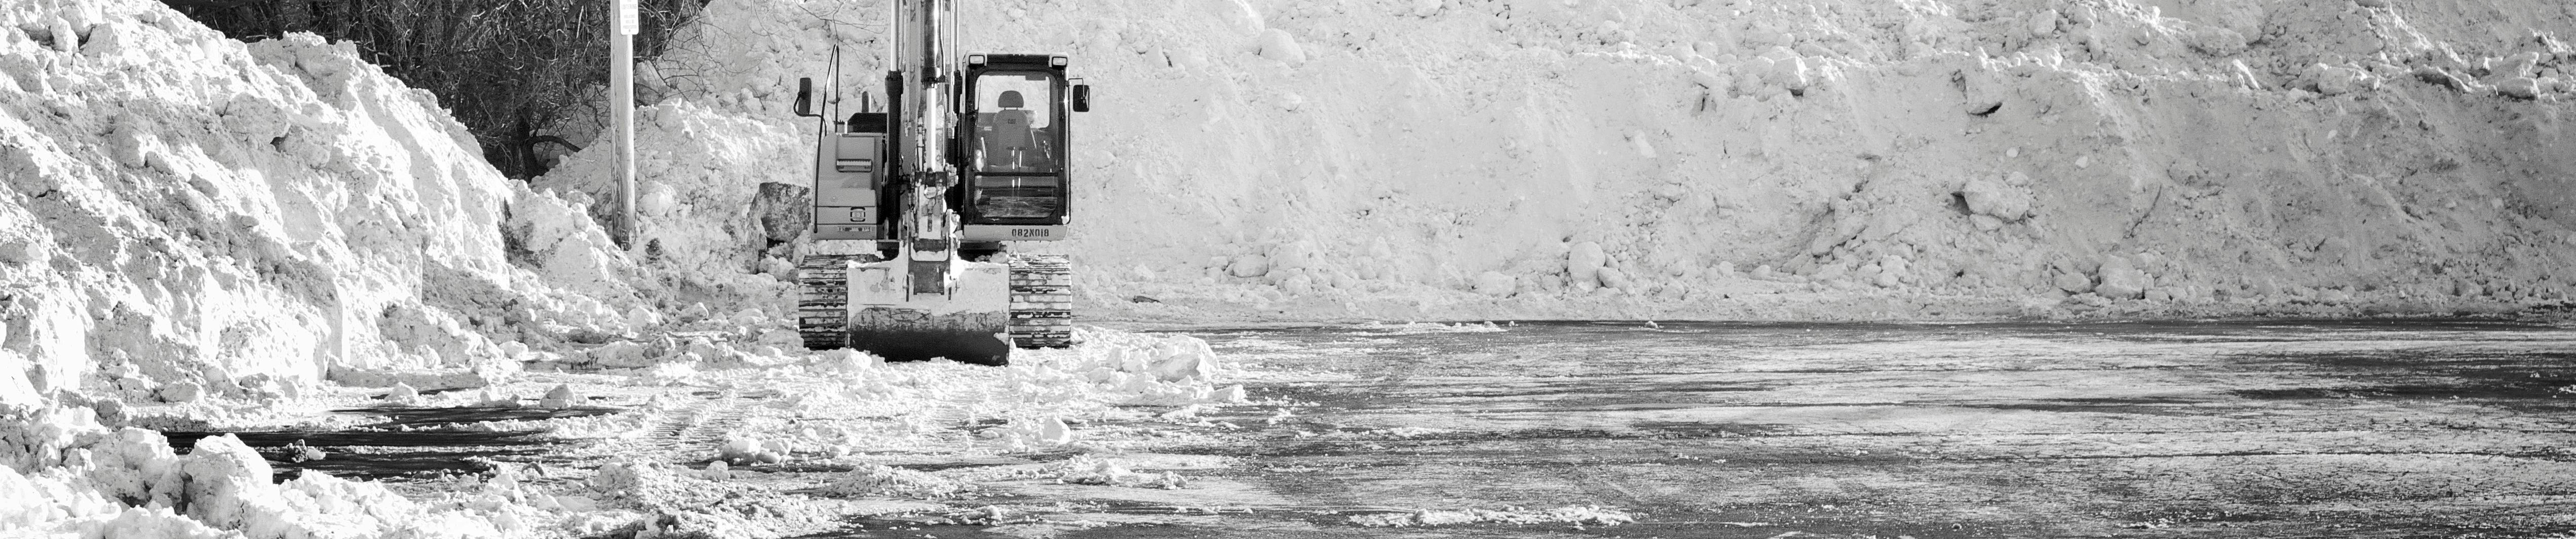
[793, 77, 818, 118]
[1071, 84, 1091, 113]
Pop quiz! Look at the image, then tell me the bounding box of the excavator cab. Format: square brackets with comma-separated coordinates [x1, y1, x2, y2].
[958, 54, 1085, 240]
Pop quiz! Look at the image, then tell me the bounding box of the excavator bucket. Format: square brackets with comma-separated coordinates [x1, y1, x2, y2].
[798, 255, 1014, 365]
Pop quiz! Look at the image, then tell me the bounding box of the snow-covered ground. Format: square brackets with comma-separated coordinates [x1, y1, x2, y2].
[2, 0, 2572, 535]
[3, 325, 1250, 537]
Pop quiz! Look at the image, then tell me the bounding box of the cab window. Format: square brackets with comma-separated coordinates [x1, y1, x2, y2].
[973, 73, 1057, 173]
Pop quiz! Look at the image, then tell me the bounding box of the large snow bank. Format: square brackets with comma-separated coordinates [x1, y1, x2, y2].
[0, 0, 711, 532]
[0, 0, 674, 409]
[585, 0, 2576, 324]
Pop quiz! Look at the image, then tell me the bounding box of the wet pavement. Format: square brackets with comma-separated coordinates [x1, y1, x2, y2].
[932, 319, 2576, 538]
[165, 406, 619, 481]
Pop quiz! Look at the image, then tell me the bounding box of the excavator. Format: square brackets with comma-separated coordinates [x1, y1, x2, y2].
[789, 0, 1090, 365]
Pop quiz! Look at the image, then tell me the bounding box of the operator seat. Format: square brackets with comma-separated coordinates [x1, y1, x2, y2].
[980, 91, 1037, 171]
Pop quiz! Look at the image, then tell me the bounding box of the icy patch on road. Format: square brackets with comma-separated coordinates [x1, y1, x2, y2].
[1343, 321, 1509, 335]
[1374, 426, 1451, 438]
[1347, 505, 1638, 528]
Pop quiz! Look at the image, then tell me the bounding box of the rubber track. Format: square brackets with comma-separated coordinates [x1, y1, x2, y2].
[797, 254, 872, 350]
[1008, 254, 1074, 348]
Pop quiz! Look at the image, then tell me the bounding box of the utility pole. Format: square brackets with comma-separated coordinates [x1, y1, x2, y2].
[611, 0, 638, 248]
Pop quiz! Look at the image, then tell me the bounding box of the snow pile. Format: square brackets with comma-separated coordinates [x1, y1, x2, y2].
[604, 0, 2576, 323]
[0, 0, 672, 414]
[531, 99, 810, 296]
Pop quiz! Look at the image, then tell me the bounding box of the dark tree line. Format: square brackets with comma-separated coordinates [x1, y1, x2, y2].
[164, 0, 704, 179]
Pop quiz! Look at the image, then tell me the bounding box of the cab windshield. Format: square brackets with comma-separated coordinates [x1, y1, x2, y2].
[972, 72, 1058, 173]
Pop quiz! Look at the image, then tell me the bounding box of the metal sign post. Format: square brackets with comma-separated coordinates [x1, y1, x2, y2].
[611, 0, 638, 248]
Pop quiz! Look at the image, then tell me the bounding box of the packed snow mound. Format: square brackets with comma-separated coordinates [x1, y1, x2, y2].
[532, 99, 811, 295]
[603, 0, 2576, 322]
[0, 0, 678, 411]
[0, 0, 708, 530]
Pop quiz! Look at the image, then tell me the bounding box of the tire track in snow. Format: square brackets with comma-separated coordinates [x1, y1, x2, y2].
[675, 391, 753, 453]
[583, 390, 752, 463]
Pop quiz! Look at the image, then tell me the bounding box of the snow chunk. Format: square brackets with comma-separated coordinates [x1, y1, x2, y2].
[587, 460, 654, 494]
[1960, 173, 2034, 222]
[2054, 272, 2094, 294]
[384, 382, 423, 405]
[717, 434, 788, 464]
[157, 381, 203, 403]
[176, 435, 277, 529]
[829, 464, 967, 499]
[1256, 29, 1306, 65]
[1053, 455, 1187, 489]
[1227, 254, 1271, 278]
[810, 349, 885, 373]
[2095, 256, 2152, 300]
[539, 383, 582, 409]
[1568, 241, 1607, 291]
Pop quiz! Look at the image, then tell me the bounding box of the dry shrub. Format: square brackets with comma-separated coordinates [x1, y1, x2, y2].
[165, 0, 705, 179]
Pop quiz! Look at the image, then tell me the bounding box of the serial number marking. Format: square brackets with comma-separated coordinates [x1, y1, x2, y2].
[1010, 228, 1054, 238]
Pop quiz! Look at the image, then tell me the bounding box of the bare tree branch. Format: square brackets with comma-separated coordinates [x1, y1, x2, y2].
[164, 0, 708, 179]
